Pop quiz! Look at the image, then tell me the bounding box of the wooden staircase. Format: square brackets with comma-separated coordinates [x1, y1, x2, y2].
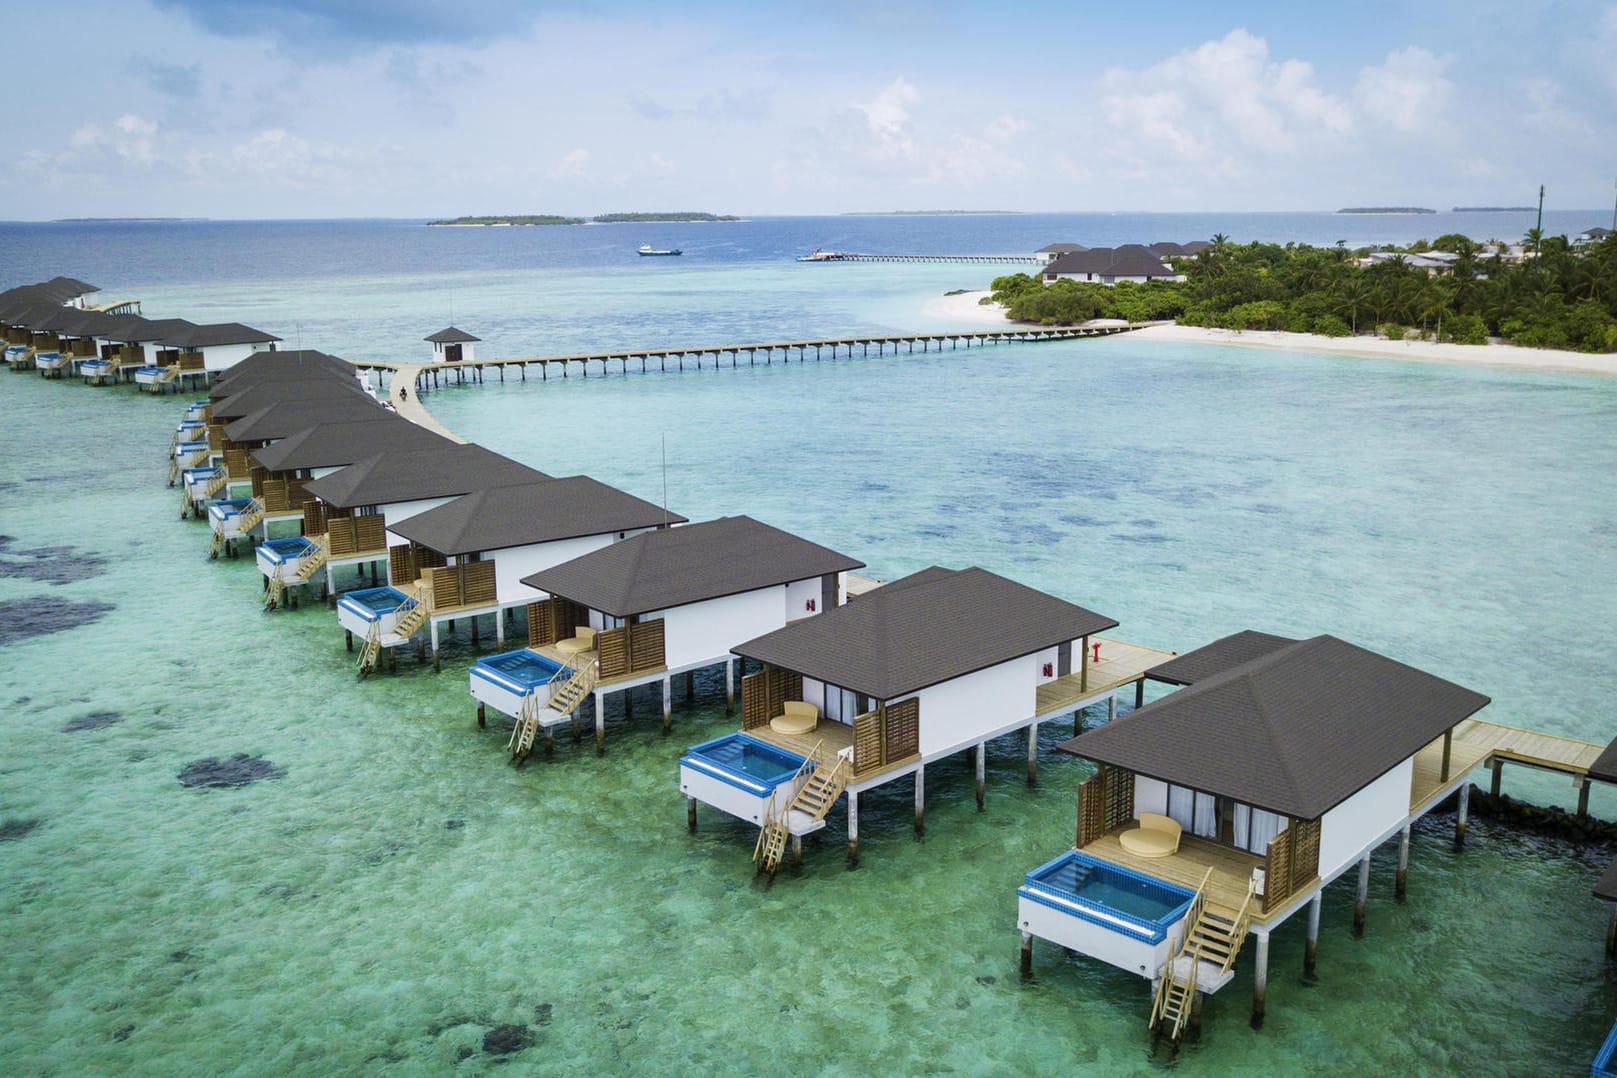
[235, 498, 265, 534]
[753, 743, 848, 876]
[263, 576, 285, 610]
[202, 469, 230, 499]
[356, 621, 383, 679]
[391, 592, 430, 640]
[508, 658, 598, 764]
[1148, 868, 1257, 1048]
[293, 534, 328, 584]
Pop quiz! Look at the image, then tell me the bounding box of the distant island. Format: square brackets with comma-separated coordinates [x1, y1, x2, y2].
[592, 212, 738, 223]
[428, 212, 736, 226]
[843, 210, 1023, 216]
[1453, 206, 1534, 212]
[1336, 207, 1437, 215]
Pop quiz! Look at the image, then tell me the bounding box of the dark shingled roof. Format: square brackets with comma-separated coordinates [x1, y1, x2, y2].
[522, 515, 855, 616]
[44, 276, 99, 297]
[1045, 245, 1176, 279]
[89, 314, 195, 343]
[1148, 241, 1187, 256]
[210, 350, 353, 395]
[303, 443, 549, 509]
[3, 300, 69, 329]
[425, 326, 480, 343]
[1594, 858, 1617, 902]
[1058, 634, 1491, 820]
[396, 477, 685, 557]
[1182, 240, 1212, 254]
[1037, 242, 1089, 254]
[210, 377, 375, 421]
[250, 417, 453, 473]
[733, 566, 1116, 701]
[224, 396, 392, 443]
[1586, 737, 1617, 785]
[1146, 630, 1299, 686]
[161, 322, 281, 348]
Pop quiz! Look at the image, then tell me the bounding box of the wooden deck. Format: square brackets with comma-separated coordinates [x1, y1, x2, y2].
[1034, 637, 1176, 717]
[844, 573, 884, 598]
[746, 720, 921, 784]
[525, 642, 667, 688]
[1409, 718, 1604, 811]
[1080, 828, 1297, 922]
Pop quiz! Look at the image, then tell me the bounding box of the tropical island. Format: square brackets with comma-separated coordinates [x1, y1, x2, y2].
[1454, 206, 1535, 212]
[842, 210, 1023, 216]
[980, 231, 1617, 353]
[427, 212, 736, 226]
[1336, 206, 1437, 214]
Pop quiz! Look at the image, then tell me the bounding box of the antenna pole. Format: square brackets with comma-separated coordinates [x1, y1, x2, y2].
[661, 434, 669, 526]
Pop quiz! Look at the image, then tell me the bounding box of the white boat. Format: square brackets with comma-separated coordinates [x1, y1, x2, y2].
[638, 244, 682, 257]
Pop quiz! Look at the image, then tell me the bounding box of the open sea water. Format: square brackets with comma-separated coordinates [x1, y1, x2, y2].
[2, 214, 1616, 1074]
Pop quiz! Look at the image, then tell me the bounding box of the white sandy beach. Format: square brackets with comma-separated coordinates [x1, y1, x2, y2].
[927, 289, 1617, 377]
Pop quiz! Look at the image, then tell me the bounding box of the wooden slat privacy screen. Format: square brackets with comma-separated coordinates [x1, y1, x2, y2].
[1263, 829, 1294, 913]
[597, 625, 630, 679]
[1077, 771, 1106, 847]
[527, 600, 555, 648]
[302, 500, 327, 536]
[885, 697, 920, 762]
[1101, 765, 1135, 833]
[741, 671, 769, 730]
[852, 710, 883, 774]
[628, 618, 665, 672]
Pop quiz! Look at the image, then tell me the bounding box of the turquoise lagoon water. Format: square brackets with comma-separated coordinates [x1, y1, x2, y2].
[4, 220, 1617, 1074]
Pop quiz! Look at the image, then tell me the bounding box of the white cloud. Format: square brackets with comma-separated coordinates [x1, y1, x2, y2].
[857, 77, 920, 151]
[1354, 46, 1452, 136]
[70, 114, 160, 166]
[554, 148, 591, 179]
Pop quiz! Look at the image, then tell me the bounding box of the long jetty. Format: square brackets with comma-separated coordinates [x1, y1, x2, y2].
[799, 252, 1040, 264]
[354, 324, 1146, 393]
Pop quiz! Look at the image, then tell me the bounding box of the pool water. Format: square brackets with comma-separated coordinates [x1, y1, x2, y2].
[475, 649, 563, 687]
[1027, 851, 1196, 925]
[340, 586, 409, 615]
[686, 733, 806, 783]
[260, 537, 314, 560]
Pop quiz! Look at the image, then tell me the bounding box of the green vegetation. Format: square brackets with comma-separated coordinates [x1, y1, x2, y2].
[1337, 207, 1437, 214]
[985, 232, 1617, 353]
[427, 215, 585, 226]
[592, 212, 738, 222]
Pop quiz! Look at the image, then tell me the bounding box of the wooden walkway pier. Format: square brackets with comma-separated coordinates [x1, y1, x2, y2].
[353, 324, 1147, 394]
[798, 252, 1040, 264]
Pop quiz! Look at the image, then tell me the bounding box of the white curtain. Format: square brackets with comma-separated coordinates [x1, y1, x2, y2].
[1192, 792, 1217, 839]
[1167, 786, 1195, 832]
[1246, 809, 1286, 854]
[1233, 804, 1251, 851]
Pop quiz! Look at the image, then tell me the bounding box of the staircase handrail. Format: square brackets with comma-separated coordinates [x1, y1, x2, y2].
[1220, 878, 1260, 976]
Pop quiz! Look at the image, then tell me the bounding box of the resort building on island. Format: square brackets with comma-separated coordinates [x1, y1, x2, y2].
[383, 476, 683, 675]
[1035, 243, 1089, 264]
[510, 516, 862, 758]
[1018, 630, 1490, 1043]
[1042, 245, 1182, 286]
[688, 565, 1172, 875]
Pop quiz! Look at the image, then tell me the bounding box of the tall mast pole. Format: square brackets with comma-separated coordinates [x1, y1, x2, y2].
[1535, 184, 1544, 259]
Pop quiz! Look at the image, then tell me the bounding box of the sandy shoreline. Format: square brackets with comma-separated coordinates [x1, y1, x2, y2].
[925, 289, 1617, 377]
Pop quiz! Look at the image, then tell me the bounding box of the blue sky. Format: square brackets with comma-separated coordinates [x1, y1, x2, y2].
[4, 1, 1615, 218]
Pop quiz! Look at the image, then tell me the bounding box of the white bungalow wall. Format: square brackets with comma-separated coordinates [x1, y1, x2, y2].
[908, 656, 1034, 758]
[489, 534, 619, 603]
[1317, 757, 1414, 880]
[203, 342, 274, 372]
[783, 576, 821, 620]
[378, 496, 459, 532]
[1134, 775, 1169, 816]
[648, 586, 787, 671]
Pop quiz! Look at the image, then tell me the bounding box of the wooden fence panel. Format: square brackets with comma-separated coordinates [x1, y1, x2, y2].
[1102, 766, 1135, 833]
[462, 561, 497, 606]
[1289, 818, 1321, 889]
[389, 544, 413, 585]
[629, 618, 666, 672]
[354, 515, 386, 552]
[741, 672, 769, 730]
[1077, 771, 1106, 847]
[302, 500, 326, 537]
[261, 478, 289, 512]
[885, 697, 920, 761]
[527, 600, 555, 648]
[597, 625, 630, 679]
[1264, 831, 1294, 913]
[427, 565, 460, 608]
[853, 710, 883, 774]
[329, 518, 358, 556]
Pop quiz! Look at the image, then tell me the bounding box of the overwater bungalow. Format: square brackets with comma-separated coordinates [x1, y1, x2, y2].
[382, 476, 684, 677]
[498, 516, 861, 758]
[204, 395, 398, 502]
[136, 322, 281, 391]
[209, 349, 357, 398]
[302, 443, 547, 644]
[82, 315, 195, 384]
[699, 566, 1162, 874]
[425, 326, 479, 364]
[240, 417, 455, 596]
[1019, 631, 1489, 1043]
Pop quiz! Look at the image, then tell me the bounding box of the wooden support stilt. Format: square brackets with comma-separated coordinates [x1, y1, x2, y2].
[975, 742, 986, 811]
[624, 687, 634, 722]
[1190, 989, 1204, 1035]
[388, 648, 397, 673]
[687, 796, 697, 834]
[345, 630, 353, 652]
[1440, 728, 1452, 782]
[431, 622, 441, 672]
[1026, 722, 1038, 786]
[1396, 823, 1411, 902]
[1490, 758, 1503, 797]
[1304, 892, 1321, 977]
[1455, 782, 1469, 850]
[847, 789, 859, 869]
[471, 616, 479, 645]
[1020, 931, 1033, 978]
[791, 834, 802, 866]
[477, 702, 486, 729]
[662, 677, 672, 734]
[1607, 907, 1617, 959]
[1353, 855, 1370, 937]
[1135, 679, 1144, 709]
[594, 691, 605, 755]
[725, 658, 735, 716]
[1578, 778, 1591, 818]
[685, 670, 694, 701]
[914, 765, 925, 837]
[1251, 932, 1269, 1029]
[1074, 707, 1083, 737]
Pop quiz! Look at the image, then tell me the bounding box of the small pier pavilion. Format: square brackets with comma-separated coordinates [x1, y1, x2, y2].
[703, 566, 1171, 874]
[1020, 631, 1492, 1044]
[512, 516, 864, 758]
[383, 476, 683, 674]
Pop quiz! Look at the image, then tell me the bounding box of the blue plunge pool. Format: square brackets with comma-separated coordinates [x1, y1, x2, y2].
[680, 733, 809, 796]
[471, 649, 565, 694]
[338, 586, 410, 618]
[259, 537, 316, 563]
[1019, 851, 1196, 943]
